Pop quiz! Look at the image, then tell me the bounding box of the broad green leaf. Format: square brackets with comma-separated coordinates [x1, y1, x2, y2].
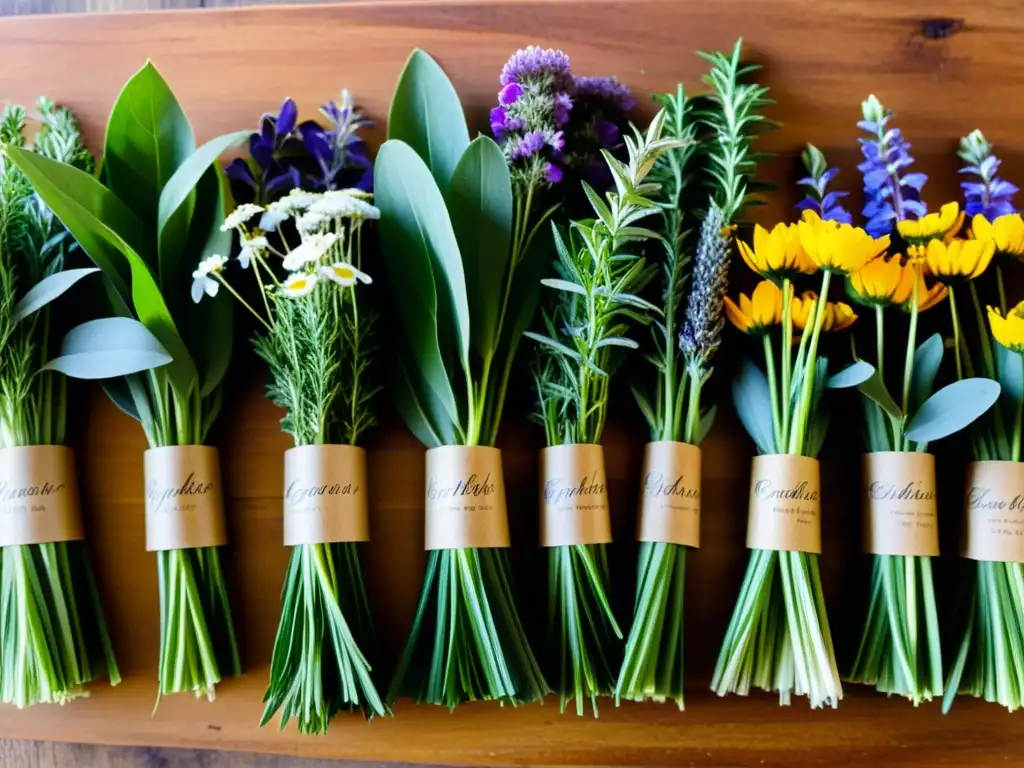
[5, 148, 137, 299]
[13, 267, 99, 324]
[905, 378, 1001, 443]
[44, 317, 173, 379]
[102, 377, 142, 422]
[910, 333, 944, 412]
[857, 369, 902, 421]
[387, 49, 470, 190]
[995, 340, 1024, 405]
[732, 358, 775, 454]
[158, 129, 250, 286]
[375, 139, 462, 429]
[827, 360, 874, 389]
[444, 136, 512, 362]
[391, 352, 457, 449]
[104, 60, 195, 245]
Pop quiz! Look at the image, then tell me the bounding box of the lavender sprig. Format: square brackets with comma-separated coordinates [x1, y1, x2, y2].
[680, 204, 730, 371]
[795, 144, 852, 224]
[857, 95, 927, 238]
[958, 129, 1018, 220]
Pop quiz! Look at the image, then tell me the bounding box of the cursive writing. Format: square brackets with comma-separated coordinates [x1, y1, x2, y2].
[147, 472, 214, 513]
[427, 472, 495, 501]
[754, 479, 819, 502]
[544, 473, 606, 504]
[868, 481, 936, 502]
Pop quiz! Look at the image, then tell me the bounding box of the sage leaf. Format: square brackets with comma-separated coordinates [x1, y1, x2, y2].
[905, 378, 1001, 443]
[13, 267, 99, 324]
[732, 359, 776, 454]
[827, 360, 874, 389]
[43, 317, 173, 379]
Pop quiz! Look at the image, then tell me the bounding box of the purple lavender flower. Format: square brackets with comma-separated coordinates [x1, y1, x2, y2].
[795, 144, 852, 224]
[856, 95, 927, 238]
[958, 129, 1018, 220]
[227, 90, 372, 206]
[492, 46, 576, 187]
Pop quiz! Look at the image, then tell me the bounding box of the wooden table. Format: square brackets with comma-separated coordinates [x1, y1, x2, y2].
[0, 0, 1023, 765]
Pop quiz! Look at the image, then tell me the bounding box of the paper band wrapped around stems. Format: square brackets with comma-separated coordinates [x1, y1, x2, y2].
[541, 444, 612, 547]
[283, 445, 369, 546]
[862, 452, 939, 557]
[144, 446, 226, 552]
[637, 441, 701, 547]
[746, 454, 821, 554]
[963, 460, 1024, 563]
[424, 446, 509, 550]
[0, 445, 84, 547]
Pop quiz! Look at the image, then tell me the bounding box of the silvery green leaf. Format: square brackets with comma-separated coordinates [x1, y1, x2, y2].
[857, 369, 902, 421]
[732, 358, 776, 454]
[540, 278, 587, 296]
[524, 331, 582, 362]
[905, 378, 1001, 444]
[13, 267, 99, 324]
[595, 336, 639, 349]
[995, 339, 1024, 405]
[43, 317, 173, 380]
[827, 360, 875, 389]
[910, 333, 944, 412]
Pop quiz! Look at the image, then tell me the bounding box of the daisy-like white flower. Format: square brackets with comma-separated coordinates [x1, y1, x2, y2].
[258, 190, 322, 231]
[191, 254, 228, 302]
[310, 190, 381, 220]
[238, 235, 269, 269]
[220, 203, 264, 232]
[280, 272, 319, 298]
[281, 232, 341, 271]
[319, 262, 373, 287]
[296, 210, 329, 235]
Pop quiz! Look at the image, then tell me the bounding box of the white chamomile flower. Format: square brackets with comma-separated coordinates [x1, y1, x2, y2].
[237, 235, 268, 269]
[310, 190, 381, 220]
[259, 202, 291, 233]
[280, 272, 319, 298]
[319, 262, 372, 287]
[295, 210, 328, 235]
[220, 203, 264, 232]
[282, 231, 341, 271]
[285, 188, 319, 211]
[191, 254, 228, 303]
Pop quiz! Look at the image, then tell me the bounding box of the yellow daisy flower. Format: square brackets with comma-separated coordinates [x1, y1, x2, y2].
[724, 280, 783, 335]
[736, 222, 817, 282]
[989, 302, 1024, 354]
[971, 213, 1024, 259]
[791, 291, 858, 332]
[848, 255, 915, 307]
[798, 215, 889, 275]
[897, 202, 965, 245]
[923, 238, 995, 283]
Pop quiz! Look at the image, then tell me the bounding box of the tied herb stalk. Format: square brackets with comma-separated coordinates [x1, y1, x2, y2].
[716, 186, 891, 707]
[378, 49, 552, 708]
[203, 180, 387, 730]
[617, 40, 771, 708]
[529, 109, 682, 714]
[0, 100, 119, 707]
[945, 131, 1024, 713]
[7, 63, 250, 701]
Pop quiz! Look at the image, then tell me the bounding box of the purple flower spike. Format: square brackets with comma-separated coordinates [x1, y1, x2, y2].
[500, 46, 573, 92]
[276, 98, 298, 136]
[795, 144, 852, 224]
[958, 129, 1019, 220]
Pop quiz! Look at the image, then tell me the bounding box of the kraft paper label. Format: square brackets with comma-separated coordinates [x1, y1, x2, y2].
[541, 444, 612, 547]
[746, 454, 821, 554]
[637, 441, 701, 547]
[964, 461, 1024, 562]
[424, 446, 509, 550]
[283, 445, 369, 546]
[0, 446, 84, 547]
[863, 452, 939, 556]
[144, 446, 227, 551]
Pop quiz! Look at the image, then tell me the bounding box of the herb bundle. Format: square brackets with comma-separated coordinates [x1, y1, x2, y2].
[376, 50, 550, 708]
[529, 110, 681, 714]
[0, 100, 119, 707]
[944, 130, 1024, 713]
[7, 63, 249, 701]
[617, 40, 770, 709]
[205, 91, 387, 732]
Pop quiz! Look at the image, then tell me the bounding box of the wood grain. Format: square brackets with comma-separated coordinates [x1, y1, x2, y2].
[0, 1, 1020, 765]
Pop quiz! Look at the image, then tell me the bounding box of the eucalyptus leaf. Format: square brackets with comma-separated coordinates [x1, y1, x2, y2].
[910, 333, 944, 412]
[732, 358, 776, 454]
[375, 139, 462, 430]
[857, 369, 902, 421]
[13, 267, 99, 324]
[905, 378, 1002, 443]
[43, 317, 173, 379]
[827, 360, 875, 389]
[995, 340, 1024, 405]
[387, 49, 470, 190]
[104, 60, 195, 246]
[444, 136, 512, 362]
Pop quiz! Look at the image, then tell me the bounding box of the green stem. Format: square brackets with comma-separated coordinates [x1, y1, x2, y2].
[949, 286, 965, 381]
[780, 279, 794, 448]
[792, 271, 832, 454]
[997, 264, 1008, 315]
[762, 334, 782, 451]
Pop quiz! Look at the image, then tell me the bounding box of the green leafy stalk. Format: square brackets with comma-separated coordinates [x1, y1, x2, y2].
[378, 49, 548, 709]
[0, 99, 119, 707]
[529, 110, 681, 715]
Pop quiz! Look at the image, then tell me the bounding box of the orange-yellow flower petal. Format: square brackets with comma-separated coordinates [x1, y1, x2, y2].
[898, 202, 965, 245]
[972, 213, 1024, 259]
[798, 216, 889, 275]
[923, 238, 996, 283]
[736, 223, 817, 282]
[989, 301, 1024, 354]
[791, 291, 857, 331]
[848, 255, 915, 307]
[725, 280, 783, 335]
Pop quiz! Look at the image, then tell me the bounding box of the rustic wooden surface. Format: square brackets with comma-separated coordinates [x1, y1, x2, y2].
[0, 0, 1021, 765]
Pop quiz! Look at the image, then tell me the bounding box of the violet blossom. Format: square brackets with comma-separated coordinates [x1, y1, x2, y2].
[795, 143, 852, 224]
[561, 75, 635, 186]
[958, 129, 1018, 220]
[857, 95, 927, 238]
